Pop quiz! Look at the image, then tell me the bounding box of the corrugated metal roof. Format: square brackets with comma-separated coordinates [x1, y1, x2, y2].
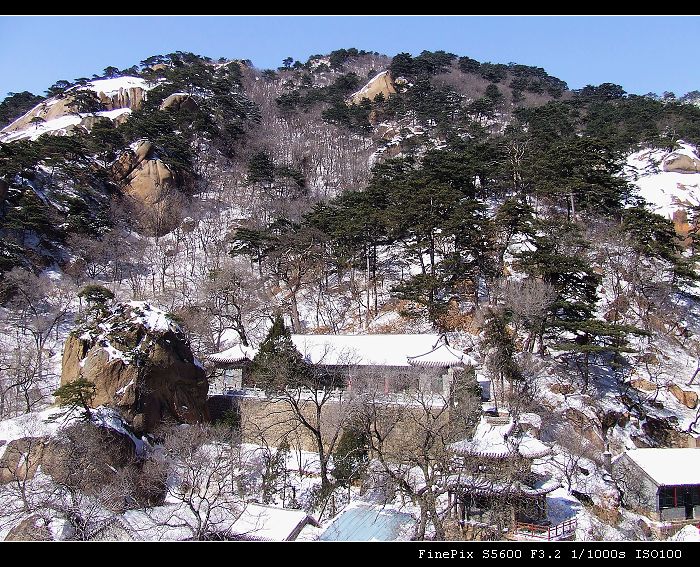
[319, 504, 415, 541]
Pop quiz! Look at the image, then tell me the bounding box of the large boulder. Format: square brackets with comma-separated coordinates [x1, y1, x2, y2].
[642, 415, 698, 447]
[630, 378, 657, 392]
[0, 437, 47, 484]
[61, 301, 209, 434]
[160, 93, 197, 112]
[563, 407, 605, 451]
[125, 159, 176, 207]
[663, 152, 700, 173]
[669, 383, 699, 409]
[0, 424, 135, 489]
[5, 515, 54, 541]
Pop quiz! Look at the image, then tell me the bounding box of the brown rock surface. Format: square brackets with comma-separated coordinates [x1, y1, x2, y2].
[630, 378, 657, 392]
[60, 302, 208, 434]
[2, 97, 73, 133]
[125, 159, 175, 207]
[642, 415, 698, 447]
[96, 87, 146, 112]
[663, 153, 700, 173]
[349, 71, 396, 105]
[669, 383, 699, 409]
[563, 407, 604, 451]
[0, 437, 47, 484]
[2, 85, 145, 135]
[160, 93, 197, 112]
[5, 515, 53, 541]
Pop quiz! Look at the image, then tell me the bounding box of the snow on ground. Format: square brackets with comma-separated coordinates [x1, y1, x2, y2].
[0, 108, 132, 142]
[0, 405, 145, 460]
[669, 524, 700, 541]
[627, 142, 700, 219]
[86, 76, 153, 96]
[126, 301, 180, 334]
[0, 407, 67, 458]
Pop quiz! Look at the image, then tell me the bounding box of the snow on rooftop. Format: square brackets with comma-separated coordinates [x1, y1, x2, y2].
[290, 333, 446, 367]
[407, 342, 477, 368]
[209, 334, 474, 368]
[450, 416, 551, 459]
[121, 502, 311, 541]
[228, 503, 311, 541]
[208, 344, 258, 364]
[623, 448, 700, 486]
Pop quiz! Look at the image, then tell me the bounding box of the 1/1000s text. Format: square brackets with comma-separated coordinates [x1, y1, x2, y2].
[417, 549, 683, 560]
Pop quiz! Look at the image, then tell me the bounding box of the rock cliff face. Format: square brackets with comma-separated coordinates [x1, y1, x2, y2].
[1, 79, 147, 135]
[111, 140, 183, 235]
[348, 70, 396, 105]
[96, 87, 146, 112]
[60, 301, 208, 434]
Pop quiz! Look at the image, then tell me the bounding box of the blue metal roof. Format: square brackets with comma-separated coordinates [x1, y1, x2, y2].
[319, 504, 415, 541]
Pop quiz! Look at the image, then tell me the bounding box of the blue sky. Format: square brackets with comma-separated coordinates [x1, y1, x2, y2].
[0, 16, 698, 98]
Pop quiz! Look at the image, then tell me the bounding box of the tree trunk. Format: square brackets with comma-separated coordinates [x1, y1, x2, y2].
[415, 501, 428, 540]
[289, 291, 302, 333]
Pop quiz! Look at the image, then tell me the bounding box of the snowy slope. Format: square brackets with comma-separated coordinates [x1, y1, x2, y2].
[0, 108, 131, 142]
[0, 76, 154, 142]
[627, 142, 700, 219]
[86, 76, 152, 96]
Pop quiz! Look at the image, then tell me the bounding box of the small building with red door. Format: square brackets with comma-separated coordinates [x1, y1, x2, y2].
[613, 448, 700, 522]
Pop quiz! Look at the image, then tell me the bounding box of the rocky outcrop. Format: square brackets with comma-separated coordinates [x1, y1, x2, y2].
[2, 83, 145, 135]
[630, 378, 657, 392]
[160, 93, 197, 112]
[349, 71, 396, 105]
[96, 87, 146, 112]
[61, 301, 208, 434]
[1, 97, 74, 133]
[125, 160, 176, 208]
[662, 153, 700, 173]
[110, 140, 183, 235]
[0, 424, 135, 487]
[563, 407, 605, 451]
[669, 383, 698, 409]
[5, 515, 53, 541]
[0, 437, 47, 483]
[642, 415, 699, 447]
[0, 178, 8, 204]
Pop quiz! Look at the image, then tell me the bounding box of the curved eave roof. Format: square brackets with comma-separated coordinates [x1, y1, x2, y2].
[208, 345, 258, 364]
[407, 343, 477, 368]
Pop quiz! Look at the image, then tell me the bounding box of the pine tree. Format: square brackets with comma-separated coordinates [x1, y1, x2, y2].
[332, 423, 369, 486]
[53, 378, 96, 421]
[250, 313, 311, 391]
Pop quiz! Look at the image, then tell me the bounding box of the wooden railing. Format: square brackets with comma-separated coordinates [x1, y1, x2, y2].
[514, 518, 577, 540]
